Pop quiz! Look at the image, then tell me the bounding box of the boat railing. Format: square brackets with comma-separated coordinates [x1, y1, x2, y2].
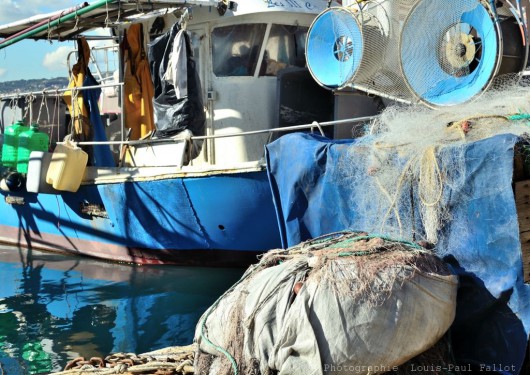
[90, 44, 120, 82]
[0, 82, 124, 99]
[1, 82, 376, 150]
[66, 43, 120, 87]
[1, 81, 125, 138]
[66, 116, 376, 147]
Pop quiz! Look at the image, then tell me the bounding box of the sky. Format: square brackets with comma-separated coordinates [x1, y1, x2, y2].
[0, 0, 111, 82]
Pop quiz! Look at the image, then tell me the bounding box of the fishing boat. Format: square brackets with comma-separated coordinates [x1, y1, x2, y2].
[0, 0, 371, 265]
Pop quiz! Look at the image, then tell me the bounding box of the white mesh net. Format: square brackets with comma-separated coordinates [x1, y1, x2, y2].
[337, 84, 530, 244]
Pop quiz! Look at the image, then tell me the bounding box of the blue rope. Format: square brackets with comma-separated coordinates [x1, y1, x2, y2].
[507, 113, 530, 121]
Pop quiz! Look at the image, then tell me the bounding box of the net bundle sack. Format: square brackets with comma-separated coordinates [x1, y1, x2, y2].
[194, 231, 458, 375]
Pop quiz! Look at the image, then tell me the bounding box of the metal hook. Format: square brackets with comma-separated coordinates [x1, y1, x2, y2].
[311, 121, 326, 137]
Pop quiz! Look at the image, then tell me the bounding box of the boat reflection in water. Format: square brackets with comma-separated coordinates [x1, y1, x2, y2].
[0, 245, 244, 374]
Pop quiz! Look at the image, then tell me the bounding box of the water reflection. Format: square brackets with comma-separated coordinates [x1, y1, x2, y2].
[0, 246, 244, 374]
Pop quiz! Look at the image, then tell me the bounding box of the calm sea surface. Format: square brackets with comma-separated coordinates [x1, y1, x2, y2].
[0, 245, 245, 374]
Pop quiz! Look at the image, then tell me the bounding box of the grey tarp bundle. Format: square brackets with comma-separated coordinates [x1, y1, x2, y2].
[148, 23, 205, 139]
[194, 233, 458, 375]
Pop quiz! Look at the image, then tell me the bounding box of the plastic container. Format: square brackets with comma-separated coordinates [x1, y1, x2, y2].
[26, 151, 55, 194]
[46, 140, 88, 192]
[1, 121, 29, 168]
[17, 124, 50, 173]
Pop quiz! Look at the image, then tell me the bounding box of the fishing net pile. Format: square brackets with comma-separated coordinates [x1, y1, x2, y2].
[334, 84, 530, 247]
[194, 231, 458, 375]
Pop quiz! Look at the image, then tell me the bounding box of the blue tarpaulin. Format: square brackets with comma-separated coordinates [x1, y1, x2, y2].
[266, 132, 530, 374]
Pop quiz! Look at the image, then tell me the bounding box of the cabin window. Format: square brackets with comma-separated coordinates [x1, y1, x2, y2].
[261, 25, 308, 76]
[212, 24, 267, 76]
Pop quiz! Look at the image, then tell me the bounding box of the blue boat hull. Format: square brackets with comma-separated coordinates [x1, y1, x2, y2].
[0, 169, 281, 265]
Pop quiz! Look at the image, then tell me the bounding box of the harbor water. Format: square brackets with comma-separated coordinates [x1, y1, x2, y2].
[0, 245, 244, 374]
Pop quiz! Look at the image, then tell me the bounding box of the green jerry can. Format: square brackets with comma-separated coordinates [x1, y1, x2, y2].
[17, 123, 50, 173]
[1, 121, 29, 168]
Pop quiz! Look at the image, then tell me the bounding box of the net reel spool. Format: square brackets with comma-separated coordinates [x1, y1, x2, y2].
[307, 0, 529, 107]
[306, 7, 364, 89]
[306, 4, 389, 90]
[495, 0, 529, 75]
[306, 1, 419, 103]
[399, 0, 527, 107]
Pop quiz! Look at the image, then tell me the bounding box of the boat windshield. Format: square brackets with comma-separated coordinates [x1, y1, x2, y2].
[212, 23, 267, 76]
[263, 24, 308, 76]
[212, 23, 308, 77]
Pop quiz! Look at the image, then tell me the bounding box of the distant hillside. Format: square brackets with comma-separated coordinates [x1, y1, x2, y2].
[0, 77, 69, 95]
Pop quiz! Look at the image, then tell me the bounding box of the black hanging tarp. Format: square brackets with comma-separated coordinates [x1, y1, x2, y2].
[148, 23, 206, 139]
